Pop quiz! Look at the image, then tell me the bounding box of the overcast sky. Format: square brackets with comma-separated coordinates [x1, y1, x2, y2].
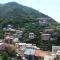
[0, 0, 60, 23]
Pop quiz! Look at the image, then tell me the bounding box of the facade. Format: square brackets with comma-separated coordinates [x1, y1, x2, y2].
[29, 33, 35, 39]
[15, 43, 40, 60]
[52, 46, 60, 54]
[4, 32, 11, 37]
[49, 32, 57, 41]
[0, 43, 6, 51]
[13, 38, 19, 43]
[17, 43, 26, 51]
[3, 24, 16, 32]
[56, 26, 60, 30]
[4, 35, 14, 44]
[52, 46, 60, 60]
[24, 48, 35, 60]
[44, 56, 54, 60]
[37, 18, 49, 26]
[16, 30, 23, 42]
[56, 51, 60, 60]
[41, 33, 51, 40]
[24, 44, 37, 60]
[16, 30, 23, 38]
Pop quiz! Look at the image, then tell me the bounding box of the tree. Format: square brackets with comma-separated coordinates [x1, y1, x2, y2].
[1, 52, 8, 60]
[6, 44, 16, 57]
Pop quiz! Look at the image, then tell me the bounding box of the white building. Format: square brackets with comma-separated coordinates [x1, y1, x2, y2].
[52, 46, 60, 54]
[16, 43, 26, 51]
[52, 46, 60, 60]
[3, 24, 16, 32]
[37, 18, 48, 26]
[44, 55, 55, 60]
[13, 38, 19, 43]
[29, 33, 35, 39]
[16, 30, 23, 38]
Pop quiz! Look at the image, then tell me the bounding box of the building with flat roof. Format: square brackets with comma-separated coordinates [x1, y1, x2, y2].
[41, 33, 51, 40]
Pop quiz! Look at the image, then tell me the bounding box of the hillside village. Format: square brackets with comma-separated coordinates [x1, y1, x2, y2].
[0, 2, 60, 60]
[0, 19, 60, 60]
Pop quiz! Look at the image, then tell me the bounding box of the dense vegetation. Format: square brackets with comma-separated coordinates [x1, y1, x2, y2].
[0, 2, 59, 51]
[0, 2, 58, 27]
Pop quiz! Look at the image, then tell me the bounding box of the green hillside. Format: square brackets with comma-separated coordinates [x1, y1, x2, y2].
[0, 2, 58, 27]
[0, 2, 59, 51]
